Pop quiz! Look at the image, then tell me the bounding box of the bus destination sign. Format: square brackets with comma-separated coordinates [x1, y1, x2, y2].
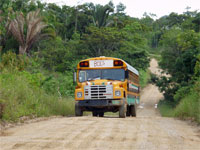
[89, 60, 113, 68]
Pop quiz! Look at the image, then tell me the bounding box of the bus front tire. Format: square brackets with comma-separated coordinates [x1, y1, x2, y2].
[99, 112, 104, 117]
[119, 103, 126, 118]
[126, 105, 131, 117]
[92, 111, 98, 117]
[75, 104, 83, 116]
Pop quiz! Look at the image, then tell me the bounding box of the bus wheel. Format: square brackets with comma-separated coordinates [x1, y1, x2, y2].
[92, 111, 98, 117]
[119, 103, 126, 118]
[75, 104, 83, 116]
[131, 105, 136, 117]
[99, 112, 104, 117]
[126, 105, 131, 117]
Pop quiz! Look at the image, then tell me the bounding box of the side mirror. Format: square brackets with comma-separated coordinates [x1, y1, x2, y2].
[73, 72, 77, 83]
[125, 70, 129, 79]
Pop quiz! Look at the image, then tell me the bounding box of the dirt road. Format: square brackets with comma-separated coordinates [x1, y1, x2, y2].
[0, 59, 200, 150]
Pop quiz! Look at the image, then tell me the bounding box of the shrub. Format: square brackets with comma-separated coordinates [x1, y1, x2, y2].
[0, 72, 75, 121]
[41, 72, 75, 97]
[174, 78, 200, 123]
[139, 69, 150, 88]
[0, 51, 28, 72]
[158, 100, 175, 117]
[174, 86, 191, 103]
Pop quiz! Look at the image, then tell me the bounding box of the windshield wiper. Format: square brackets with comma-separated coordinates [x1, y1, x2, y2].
[103, 78, 121, 81]
[87, 77, 101, 81]
[87, 79, 95, 81]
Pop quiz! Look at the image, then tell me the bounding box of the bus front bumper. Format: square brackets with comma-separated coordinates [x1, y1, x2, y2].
[76, 99, 124, 107]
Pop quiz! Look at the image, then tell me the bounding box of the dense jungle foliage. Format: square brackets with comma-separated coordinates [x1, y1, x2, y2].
[0, 0, 199, 122]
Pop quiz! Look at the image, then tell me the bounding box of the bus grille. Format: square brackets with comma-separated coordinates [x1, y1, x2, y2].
[84, 85, 113, 99]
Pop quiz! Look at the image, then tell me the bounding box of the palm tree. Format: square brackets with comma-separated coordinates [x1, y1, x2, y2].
[89, 2, 114, 28]
[7, 9, 47, 55]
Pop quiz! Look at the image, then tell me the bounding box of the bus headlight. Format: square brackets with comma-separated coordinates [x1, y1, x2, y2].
[77, 92, 82, 98]
[115, 91, 121, 96]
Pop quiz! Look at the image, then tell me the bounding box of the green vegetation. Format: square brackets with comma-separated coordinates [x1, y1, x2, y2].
[151, 11, 200, 123]
[158, 78, 200, 123]
[158, 101, 175, 117]
[0, 71, 75, 121]
[0, 52, 75, 121]
[0, 0, 199, 123]
[174, 77, 200, 123]
[139, 70, 150, 88]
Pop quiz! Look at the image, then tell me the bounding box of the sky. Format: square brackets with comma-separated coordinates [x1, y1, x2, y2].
[43, 0, 200, 18]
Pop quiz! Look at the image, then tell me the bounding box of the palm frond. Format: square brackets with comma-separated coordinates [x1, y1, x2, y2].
[7, 9, 47, 54]
[26, 10, 47, 49]
[7, 13, 25, 46]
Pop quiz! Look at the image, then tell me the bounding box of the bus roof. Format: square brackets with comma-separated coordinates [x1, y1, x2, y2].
[125, 62, 139, 75]
[79, 57, 139, 76]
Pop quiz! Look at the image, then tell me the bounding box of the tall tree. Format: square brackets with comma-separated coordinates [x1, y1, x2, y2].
[82, 26, 123, 56]
[7, 9, 47, 54]
[89, 2, 114, 28]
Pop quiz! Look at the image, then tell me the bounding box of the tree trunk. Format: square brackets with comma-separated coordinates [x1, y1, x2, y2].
[98, 47, 101, 56]
[19, 45, 27, 55]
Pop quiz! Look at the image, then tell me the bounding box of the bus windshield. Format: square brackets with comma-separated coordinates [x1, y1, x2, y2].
[79, 69, 125, 82]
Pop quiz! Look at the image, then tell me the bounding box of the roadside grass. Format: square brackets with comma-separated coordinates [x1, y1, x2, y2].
[0, 72, 75, 122]
[159, 94, 200, 124]
[158, 78, 200, 124]
[139, 69, 150, 88]
[158, 100, 175, 117]
[174, 91, 200, 123]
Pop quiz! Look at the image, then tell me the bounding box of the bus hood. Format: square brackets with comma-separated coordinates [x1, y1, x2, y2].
[81, 79, 124, 86]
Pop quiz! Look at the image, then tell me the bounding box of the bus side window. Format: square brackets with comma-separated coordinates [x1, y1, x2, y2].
[125, 70, 129, 78]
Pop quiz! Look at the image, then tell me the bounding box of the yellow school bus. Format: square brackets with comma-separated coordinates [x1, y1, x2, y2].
[74, 56, 139, 118]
